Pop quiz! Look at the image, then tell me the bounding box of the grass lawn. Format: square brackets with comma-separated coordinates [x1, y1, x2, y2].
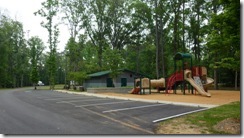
[36, 84, 65, 90]
[156, 101, 241, 134]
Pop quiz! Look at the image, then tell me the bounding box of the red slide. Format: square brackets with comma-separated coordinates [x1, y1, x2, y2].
[166, 71, 184, 91]
[130, 88, 141, 94]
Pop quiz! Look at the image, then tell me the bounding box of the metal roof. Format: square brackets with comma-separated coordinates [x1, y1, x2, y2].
[88, 70, 111, 77]
[88, 69, 149, 78]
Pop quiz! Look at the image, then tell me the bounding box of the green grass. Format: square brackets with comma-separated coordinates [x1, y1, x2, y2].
[160, 101, 240, 134]
[36, 84, 65, 90]
[188, 101, 240, 133]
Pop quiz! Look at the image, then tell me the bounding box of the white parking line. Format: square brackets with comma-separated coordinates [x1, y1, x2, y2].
[76, 100, 135, 107]
[152, 108, 209, 123]
[38, 96, 76, 99]
[102, 103, 168, 113]
[44, 96, 92, 101]
[56, 98, 111, 103]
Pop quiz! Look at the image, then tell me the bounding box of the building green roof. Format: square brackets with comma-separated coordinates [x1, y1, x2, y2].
[88, 70, 111, 77]
[88, 69, 150, 78]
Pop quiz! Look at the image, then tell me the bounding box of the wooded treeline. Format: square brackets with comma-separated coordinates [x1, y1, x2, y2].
[0, 0, 240, 89]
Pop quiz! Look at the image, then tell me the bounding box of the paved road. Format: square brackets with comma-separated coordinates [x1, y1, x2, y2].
[0, 88, 206, 134]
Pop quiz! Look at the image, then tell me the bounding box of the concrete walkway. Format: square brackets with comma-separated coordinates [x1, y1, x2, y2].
[55, 90, 218, 108]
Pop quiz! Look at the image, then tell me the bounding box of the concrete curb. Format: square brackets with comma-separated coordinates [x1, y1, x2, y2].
[55, 90, 218, 108]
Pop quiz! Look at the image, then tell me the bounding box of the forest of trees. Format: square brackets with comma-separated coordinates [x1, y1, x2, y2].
[0, 0, 240, 89]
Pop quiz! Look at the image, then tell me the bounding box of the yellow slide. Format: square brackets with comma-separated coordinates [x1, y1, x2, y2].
[184, 70, 211, 97]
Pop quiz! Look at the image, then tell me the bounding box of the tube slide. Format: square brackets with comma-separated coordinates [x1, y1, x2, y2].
[184, 70, 211, 97]
[150, 78, 165, 88]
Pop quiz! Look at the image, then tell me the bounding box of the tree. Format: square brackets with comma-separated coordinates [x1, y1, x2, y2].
[103, 47, 124, 87]
[28, 36, 45, 89]
[154, 0, 171, 78]
[0, 15, 12, 88]
[60, 0, 85, 40]
[207, 0, 240, 89]
[35, 0, 59, 90]
[83, 0, 109, 68]
[0, 14, 29, 88]
[81, 40, 100, 73]
[68, 71, 89, 86]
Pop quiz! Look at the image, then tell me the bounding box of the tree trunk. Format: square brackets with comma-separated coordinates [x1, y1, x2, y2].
[214, 68, 218, 90]
[155, 0, 159, 79]
[235, 70, 238, 90]
[21, 74, 24, 87]
[136, 45, 140, 74]
[112, 78, 117, 87]
[161, 35, 165, 78]
[182, 0, 185, 53]
[98, 46, 103, 68]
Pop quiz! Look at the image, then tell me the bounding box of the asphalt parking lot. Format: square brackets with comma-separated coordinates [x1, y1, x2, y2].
[1, 89, 208, 134]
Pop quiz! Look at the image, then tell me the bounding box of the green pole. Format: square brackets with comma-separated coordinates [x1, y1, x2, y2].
[191, 56, 193, 94]
[140, 77, 142, 95]
[174, 59, 177, 94]
[149, 78, 151, 94]
[182, 59, 185, 95]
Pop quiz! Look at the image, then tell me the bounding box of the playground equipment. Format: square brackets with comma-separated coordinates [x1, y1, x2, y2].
[129, 52, 214, 97]
[184, 69, 211, 97]
[129, 78, 165, 94]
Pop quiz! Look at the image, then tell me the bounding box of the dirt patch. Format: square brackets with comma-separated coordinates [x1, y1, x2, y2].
[155, 117, 241, 134]
[213, 118, 240, 134]
[155, 118, 210, 134]
[98, 90, 240, 106]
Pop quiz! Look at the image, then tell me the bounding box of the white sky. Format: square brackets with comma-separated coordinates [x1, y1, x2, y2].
[0, 0, 69, 52]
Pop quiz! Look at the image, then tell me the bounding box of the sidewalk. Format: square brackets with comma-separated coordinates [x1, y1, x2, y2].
[55, 90, 222, 108]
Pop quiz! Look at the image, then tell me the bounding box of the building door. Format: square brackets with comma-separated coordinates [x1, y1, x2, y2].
[106, 78, 114, 87]
[121, 78, 127, 87]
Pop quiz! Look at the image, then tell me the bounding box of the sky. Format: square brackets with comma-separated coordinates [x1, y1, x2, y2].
[0, 0, 69, 52]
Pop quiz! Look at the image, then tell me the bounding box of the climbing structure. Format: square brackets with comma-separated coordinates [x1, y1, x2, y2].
[130, 52, 214, 97]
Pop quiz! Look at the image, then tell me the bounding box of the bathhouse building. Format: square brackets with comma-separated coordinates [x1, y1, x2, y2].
[83, 69, 146, 88]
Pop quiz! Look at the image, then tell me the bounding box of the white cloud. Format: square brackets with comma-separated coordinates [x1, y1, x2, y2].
[0, 0, 69, 52]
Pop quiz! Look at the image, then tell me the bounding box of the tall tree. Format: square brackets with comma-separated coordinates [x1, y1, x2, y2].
[207, 0, 240, 89]
[154, 0, 171, 78]
[60, 0, 85, 40]
[35, 0, 59, 90]
[103, 47, 124, 87]
[0, 15, 9, 87]
[83, 0, 109, 68]
[28, 36, 45, 89]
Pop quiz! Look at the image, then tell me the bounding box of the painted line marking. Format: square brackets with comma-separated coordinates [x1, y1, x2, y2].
[56, 98, 111, 103]
[37, 96, 79, 99]
[75, 100, 135, 107]
[44, 96, 93, 101]
[60, 101, 77, 106]
[152, 108, 209, 123]
[78, 106, 154, 134]
[102, 103, 168, 113]
[39, 95, 88, 98]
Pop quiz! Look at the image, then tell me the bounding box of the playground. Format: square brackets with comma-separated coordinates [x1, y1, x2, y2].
[128, 52, 215, 97]
[88, 52, 240, 106]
